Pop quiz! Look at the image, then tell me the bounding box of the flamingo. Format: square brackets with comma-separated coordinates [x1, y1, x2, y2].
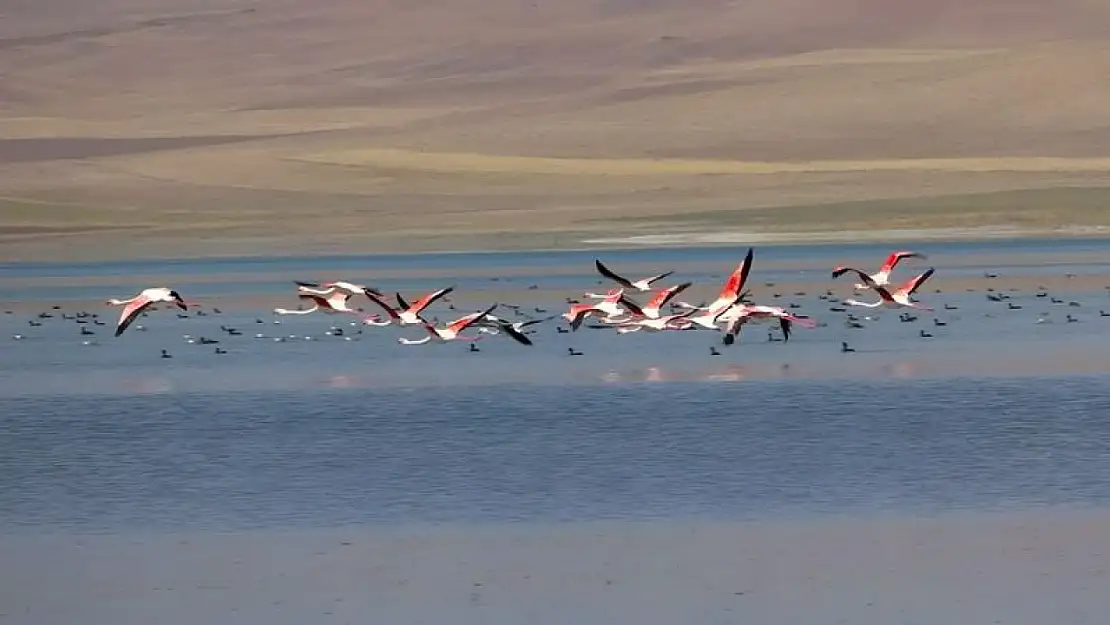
[108, 287, 187, 337]
[714, 303, 817, 346]
[469, 314, 536, 345]
[397, 304, 497, 345]
[833, 267, 936, 311]
[835, 251, 926, 290]
[275, 291, 365, 317]
[593, 260, 674, 292]
[564, 290, 642, 330]
[610, 309, 698, 333]
[362, 287, 454, 325]
[679, 247, 755, 329]
[622, 282, 693, 319]
[295, 280, 383, 297]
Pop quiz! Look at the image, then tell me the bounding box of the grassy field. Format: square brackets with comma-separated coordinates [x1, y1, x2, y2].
[3, 1, 1110, 261]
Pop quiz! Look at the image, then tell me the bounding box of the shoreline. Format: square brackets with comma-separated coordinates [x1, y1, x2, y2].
[4, 228, 1110, 267]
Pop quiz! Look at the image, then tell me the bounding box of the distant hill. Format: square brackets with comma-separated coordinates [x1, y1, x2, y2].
[4, 0, 1110, 260]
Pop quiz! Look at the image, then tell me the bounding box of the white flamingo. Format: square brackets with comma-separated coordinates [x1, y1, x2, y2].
[593, 259, 674, 292]
[714, 303, 817, 346]
[679, 247, 754, 329]
[295, 280, 383, 297]
[364, 287, 454, 326]
[834, 250, 927, 290]
[834, 267, 936, 311]
[397, 304, 497, 345]
[564, 290, 641, 330]
[107, 287, 187, 337]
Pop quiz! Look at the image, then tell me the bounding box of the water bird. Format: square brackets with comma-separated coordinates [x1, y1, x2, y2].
[109, 288, 187, 337]
[593, 260, 674, 292]
[364, 287, 454, 326]
[567, 348, 583, 356]
[841, 342, 855, 353]
[295, 280, 383, 297]
[835, 267, 936, 311]
[397, 304, 497, 345]
[835, 250, 927, 290]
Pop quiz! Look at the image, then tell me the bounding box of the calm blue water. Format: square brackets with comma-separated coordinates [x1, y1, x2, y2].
[3, 377, 1110, 533]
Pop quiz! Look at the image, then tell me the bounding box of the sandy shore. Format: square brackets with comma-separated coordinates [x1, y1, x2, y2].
[2, 510, 1108, 625]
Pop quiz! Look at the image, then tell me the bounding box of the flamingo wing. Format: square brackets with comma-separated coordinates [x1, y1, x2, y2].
[569, 307, 596, 331]
[643, 270, 675, 286]
[594, 260, 635, 289]
[447, 303, 497, 334]
[832, 266, 878, 288]
[115, 296, 154, 337]
[618, 295, 645, 317]
[881, 251, 927, 272]
[408, 287, 455, 314]
[363, 290, 402, 320]
[897, 267, 936, 297]
[719, 247, 755, 301]
[647, 282, 692, 311]
[499, 323, 534, 346]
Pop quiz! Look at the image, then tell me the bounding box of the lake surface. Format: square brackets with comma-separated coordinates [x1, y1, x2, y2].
[3, 237, 1110, 624]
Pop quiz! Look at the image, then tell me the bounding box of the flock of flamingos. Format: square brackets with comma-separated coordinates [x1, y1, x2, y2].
[105, 248, 935, 349]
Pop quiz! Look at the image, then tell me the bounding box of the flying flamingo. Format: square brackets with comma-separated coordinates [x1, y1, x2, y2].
[275, 291, 366, 317]
[833, 267, 936, 311]
[679, 247, 755, 329]
[622, 282, 693, 319]
[363, 287, 454, 325]
[107, 287, 187, 337]
[397, 304, 497, 345]
[593, 260, 674, 292]
[295, 280, 383, 297]
[610, 309, 698, 333]
[564, 290, 642, 330]
[469, 314, 537, 345]
[714, 303, 817, 346]
[834, 251, 926, 290]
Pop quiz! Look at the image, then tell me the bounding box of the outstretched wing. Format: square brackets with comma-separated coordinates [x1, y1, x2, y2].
[115, 296, 153, 337]
[719, 248, 755, 301]
[499, 323, 534, 346]
[881, 251, 927, 272]
[897, 267, 936, 296]
[646, 282, 692, 312]
[643, 270, 675, 286]
[448, 303, 498, 334]
[364, 290, 402, 320]
[408, 287, 455, 315]
[594, 260, 634, 289]
[832, 266, 878, 289]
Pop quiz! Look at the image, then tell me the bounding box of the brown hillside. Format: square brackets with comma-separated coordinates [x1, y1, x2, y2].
[3, 0, 1110, 260]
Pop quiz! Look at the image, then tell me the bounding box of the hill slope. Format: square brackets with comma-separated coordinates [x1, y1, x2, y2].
[4, 0, 1110, 260]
